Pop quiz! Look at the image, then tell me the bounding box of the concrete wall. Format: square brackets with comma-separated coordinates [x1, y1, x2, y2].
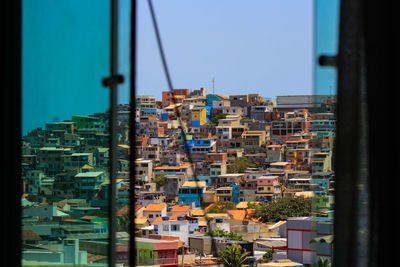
[23, 250, 63, 263]
[79, 240, 108, 255]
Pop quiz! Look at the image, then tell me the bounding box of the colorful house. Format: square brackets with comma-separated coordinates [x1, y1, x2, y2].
[256, 175, 281, 202]
[286, 149, 311, 166]
[311, 152, 332, 173]
[286, 217, 332, 265]
[178, 181, 206, 207]
[210, 162, 227, 177]
[285, 139, 310, 150]
[241, 131, 266, 152]
[74, 171, 106, 200]
[191, 107, 208, 126]
[202, 190, 218, 204]
[154, 163, 195, 178]
[212, 173, 244, 187]
[79, 215, 108, 233]
[216, 184, 240, 204]
[157, 216, 191, 244]
[266, 144, 283, 163]
[135, 237, 179, 266]
[183, 139, 217, 154]
[206, 94, 229, 106]
[170, 205, 191, 217]
[143, 204, 167, 223]
[71, 115, 99, 130]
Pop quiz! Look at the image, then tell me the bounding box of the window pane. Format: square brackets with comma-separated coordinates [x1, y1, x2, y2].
[314, 0, 340, 95]
[21, 0, 111, 266]
[310, 0, 339, 264]
[133, 1, 338, 266]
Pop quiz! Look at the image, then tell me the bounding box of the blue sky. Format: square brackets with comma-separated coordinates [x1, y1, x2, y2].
[121, 0, 315, 103]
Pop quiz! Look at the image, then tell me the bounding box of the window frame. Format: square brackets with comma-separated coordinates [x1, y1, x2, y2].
[3, 0, 395, 266]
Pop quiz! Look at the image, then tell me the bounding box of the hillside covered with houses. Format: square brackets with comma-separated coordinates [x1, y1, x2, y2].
[21, 88, 335, 266]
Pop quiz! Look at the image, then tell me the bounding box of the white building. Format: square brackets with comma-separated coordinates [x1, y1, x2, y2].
[23, 204, 68, 220]
[143, 204, 167, 223]
[157, 216, 190, 245]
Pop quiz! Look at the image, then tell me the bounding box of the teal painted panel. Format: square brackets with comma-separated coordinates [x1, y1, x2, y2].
[22, 0, 111, 134]
[314, 0, 340, 95]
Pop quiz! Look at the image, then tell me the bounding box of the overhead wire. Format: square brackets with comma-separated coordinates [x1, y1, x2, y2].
[146, 0, 218, 262]
[146, 0, 200, 186]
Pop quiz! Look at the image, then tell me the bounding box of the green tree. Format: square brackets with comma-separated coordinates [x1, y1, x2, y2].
[207, 201, 237, 213]
[228, 157, 254, 173]
[205, 228, 244, 241]
[247, 201, 259, 209]
[207, 205, 224, 213]
[205, 227, 227, 237]
[218, 244, 250, 267]
[226, 231, 244, 241]
[211, 113, 228, 125]
[154, 173, 166, 191]
[262, 250, 274, 262]
[253, 196, 312, 223]
[117, 213, 130, 233]
[312, 257, 331, 267]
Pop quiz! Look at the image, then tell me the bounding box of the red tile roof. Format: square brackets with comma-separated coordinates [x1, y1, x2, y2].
[144, 204, 167, 212]
[117, 205, 129, 217]
[227, 210, 246, 221]
[285, 139, 310, 143]
[171, 205, 191, 213]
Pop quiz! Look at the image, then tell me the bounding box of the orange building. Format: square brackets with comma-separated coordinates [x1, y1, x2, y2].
[162, 89, 190, 107]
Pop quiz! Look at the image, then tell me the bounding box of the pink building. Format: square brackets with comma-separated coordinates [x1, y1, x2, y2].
[256, 175, 281, 202]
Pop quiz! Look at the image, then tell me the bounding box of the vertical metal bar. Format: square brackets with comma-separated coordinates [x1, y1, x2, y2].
[334, 0, 365, 266]
[109, 0, 119, 266]
[3, 1, 22, 266]
[363, 1, 394, 266]
[129, 0, 137, 266]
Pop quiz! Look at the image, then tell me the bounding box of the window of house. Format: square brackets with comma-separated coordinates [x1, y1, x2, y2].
[171, 224, 180, 231]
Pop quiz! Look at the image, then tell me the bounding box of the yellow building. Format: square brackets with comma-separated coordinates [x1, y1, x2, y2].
[203, 190, 218, 204]
[241, 131, 266, 150]
[191, 107, 207, 126]
[256, 176, 281, 202]
[286, 149, 311, 165]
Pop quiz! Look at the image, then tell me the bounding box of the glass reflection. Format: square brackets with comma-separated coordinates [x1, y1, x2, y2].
[21, 0, 112, 266]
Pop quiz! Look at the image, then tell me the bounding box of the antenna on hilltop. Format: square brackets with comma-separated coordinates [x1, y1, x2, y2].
[212, 77, 215, 94]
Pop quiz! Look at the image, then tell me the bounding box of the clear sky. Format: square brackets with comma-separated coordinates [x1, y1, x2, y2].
[120, 0, 315, 103]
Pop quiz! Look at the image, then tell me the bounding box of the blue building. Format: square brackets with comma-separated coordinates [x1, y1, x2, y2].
[195, 105, 212, 121]
[183, 139, 217, 153]
[232, 184, 240, 205]
[142, 108, 157, 115]
[178, 181, 206, 207]
[206, 94, 229, 106]
[161, 113, 169, 121]
[310, 179, 330, 191]
[216, 184, 240, 205]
